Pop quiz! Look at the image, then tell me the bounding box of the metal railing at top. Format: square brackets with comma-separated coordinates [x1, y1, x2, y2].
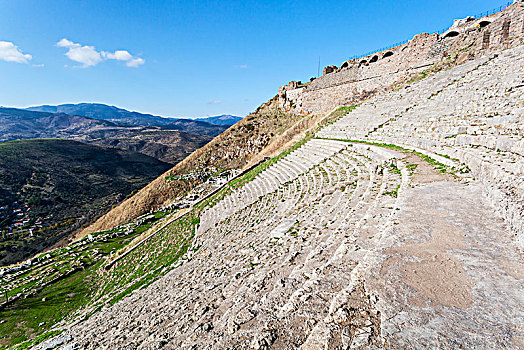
[347, 40, 409, 61]
[345, 1, 514, 62]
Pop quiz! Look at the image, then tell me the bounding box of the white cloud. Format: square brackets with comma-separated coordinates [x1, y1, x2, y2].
[208, 100, 223, 105]
[102, 50, 145, 67]
[238, 64, 248, 69]
[56, 38, 77, 48]
[57, 38, 144, 68]
[0, 41, 32, 63]
[102, 50, 133, 61]
[57, 39, 101, 67]
[126, 57, 145, 67]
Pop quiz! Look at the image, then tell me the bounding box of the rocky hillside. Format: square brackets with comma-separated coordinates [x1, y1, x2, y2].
[2, 3, 524, 349]
[82, 97, 325, 234]
[0, 139, 171, 266]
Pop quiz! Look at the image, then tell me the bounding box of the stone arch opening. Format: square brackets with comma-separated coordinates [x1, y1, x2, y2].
[340, 61, 350, 69]
[443, 31, 459, 39]
[323, 65, 337, 75]
[479, 20, 491, 28]
[370, 55, 379, 63]
[382, 51, 394, 59]
[359, 59, 368, 65]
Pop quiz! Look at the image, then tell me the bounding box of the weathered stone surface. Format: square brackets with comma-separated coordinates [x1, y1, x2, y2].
[38, 5, 524, 350]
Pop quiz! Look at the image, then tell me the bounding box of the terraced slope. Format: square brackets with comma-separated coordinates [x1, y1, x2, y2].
[42, 44, 524, 349]
[318, 44, 524, 247]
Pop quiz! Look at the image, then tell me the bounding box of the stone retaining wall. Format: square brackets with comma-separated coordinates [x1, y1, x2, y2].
[279, 2, 524, 115]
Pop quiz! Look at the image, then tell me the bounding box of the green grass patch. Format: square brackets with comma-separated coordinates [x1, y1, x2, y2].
[384, 185, 401, 198]
[0, 264, 97, 348]
[406, 163, 418, 175]
[388, 162, 401, 175]
[406, 69, 428, 84]
[316, 138, 456, 175]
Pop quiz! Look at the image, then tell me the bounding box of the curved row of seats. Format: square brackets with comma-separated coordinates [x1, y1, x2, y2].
[317, 44, 524, 246]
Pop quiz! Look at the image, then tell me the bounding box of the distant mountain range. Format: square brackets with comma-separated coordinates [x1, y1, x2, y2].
[0, 104, 242, 266]
[26, 103, 242, 127]
[0, 107, 228, 164]
[195, 115, 242, 125]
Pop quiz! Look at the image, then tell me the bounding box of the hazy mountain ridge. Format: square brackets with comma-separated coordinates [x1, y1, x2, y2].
[194, 115, 242, 125]
[26, 103, 241, 127]
[0, 107, 217, 164]
[27, 103, 177, 126]
[0, 107, 118, 141]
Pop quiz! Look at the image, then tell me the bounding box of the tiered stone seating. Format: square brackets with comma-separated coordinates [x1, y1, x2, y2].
[57, 135, 412, 349]
[318, 44, 524, 246]
[45, 43, 524, 350]
[317, 58, 488, 140]
[176, 144, 404, 349]
[198, 139, 348, 235]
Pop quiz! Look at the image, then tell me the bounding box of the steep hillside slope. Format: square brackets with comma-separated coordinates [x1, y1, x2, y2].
[4, 4, 524, 349]
[83, 97, 323, 234]
[0, 139, 171, 266]
[83, 129, 212, 164]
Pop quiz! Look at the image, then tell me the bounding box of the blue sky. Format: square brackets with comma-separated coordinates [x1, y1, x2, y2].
[0, 0, 510, 118]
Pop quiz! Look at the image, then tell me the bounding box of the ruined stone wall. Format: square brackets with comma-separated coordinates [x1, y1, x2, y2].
[279, 1, 524, 115]
[297, 66, 428, 113]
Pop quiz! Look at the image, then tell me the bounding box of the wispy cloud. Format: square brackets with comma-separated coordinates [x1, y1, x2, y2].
[235, 64, 248, 69]
[208, 100, 223, 104]
[0, 41, 32, 63]
[57, 38, 145, 68]
[102, 50, 145, 67]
